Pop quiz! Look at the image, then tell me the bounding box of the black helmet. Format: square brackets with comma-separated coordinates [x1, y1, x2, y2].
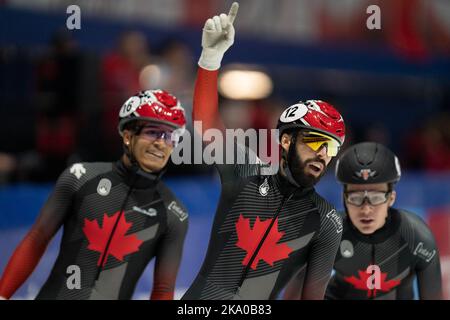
[335, 142, 401, 184]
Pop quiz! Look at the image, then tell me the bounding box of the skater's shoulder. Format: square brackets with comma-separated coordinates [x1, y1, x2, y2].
[58, 162, 113, 184]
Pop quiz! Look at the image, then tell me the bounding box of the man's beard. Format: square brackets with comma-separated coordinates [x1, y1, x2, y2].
[287, 144, 327, 188]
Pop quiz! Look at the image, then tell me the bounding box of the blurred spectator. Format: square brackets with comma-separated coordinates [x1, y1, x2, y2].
[152, 38, 195, 131]
[101, 30, 151, 159]
[220, 100, 253, 130]
[0, 31, 84, 183]
[249, 98, 283, 130]
[0, 2, 449, 183]
[156, 38, 195, 95]
[0, 153, 16, 184]
[148, 38, 204, 176]
[318, 0, 450, 60]
[404, 112, 450, 171]
[33, 30, 82, 181]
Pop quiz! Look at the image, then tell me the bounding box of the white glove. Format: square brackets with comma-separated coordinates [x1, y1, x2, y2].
[198, 2, 239, 71]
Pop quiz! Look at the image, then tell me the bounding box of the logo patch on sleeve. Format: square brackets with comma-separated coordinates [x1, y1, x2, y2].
[168, 201, 188, 222]
[326, 209, 343, 234]
[413, 242, 436, 262]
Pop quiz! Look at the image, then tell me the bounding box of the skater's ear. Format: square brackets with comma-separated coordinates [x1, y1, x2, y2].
[388, 190, 396, 207]
[122, 129, 133, 146]
[280, 133, 292, 153]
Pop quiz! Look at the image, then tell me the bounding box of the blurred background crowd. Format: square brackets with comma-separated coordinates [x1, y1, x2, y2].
[1, 0, 450, 299]
[0, 0, 449, 182]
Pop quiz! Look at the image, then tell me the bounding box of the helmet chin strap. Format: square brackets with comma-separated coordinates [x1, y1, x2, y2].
[283, 163, 300, 188]
[123, 132, 166, 183]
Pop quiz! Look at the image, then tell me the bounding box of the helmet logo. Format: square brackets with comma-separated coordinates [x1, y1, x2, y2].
[305, 100, 323, 113]
[356, 169, 376, 181]
[279, 104, 308, 123]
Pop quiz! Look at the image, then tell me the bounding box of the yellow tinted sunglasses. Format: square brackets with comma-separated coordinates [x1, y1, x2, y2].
[301, 131, 341, 157]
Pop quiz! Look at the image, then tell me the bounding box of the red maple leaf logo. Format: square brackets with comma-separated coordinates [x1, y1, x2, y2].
[235, 214, 293, 270]
[83, 211, 143, 267]
[344, 269, 401, 298]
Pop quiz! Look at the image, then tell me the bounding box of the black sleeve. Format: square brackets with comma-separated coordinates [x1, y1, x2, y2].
[31, 163, 111, 238]
[216, 142, 275, 188]
[408, 214, 443, 300]
[284, 212, 348, 300]
[32, 164, 86, 236]
[151, 190, 189, 300]
[0, 163, 94, 298]
[283, 265, 307, 300]
[417, 254, 442, 300]
[324, 274, 340, 300]
[301, 194, 343, 300]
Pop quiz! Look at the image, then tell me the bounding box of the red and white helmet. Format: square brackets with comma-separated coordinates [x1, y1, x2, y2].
[277, 100, 345, 145]
[118, 89, 186, 136]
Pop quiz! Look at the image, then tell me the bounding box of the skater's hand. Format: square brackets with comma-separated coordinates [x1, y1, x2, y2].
[198, 2, 239, 70]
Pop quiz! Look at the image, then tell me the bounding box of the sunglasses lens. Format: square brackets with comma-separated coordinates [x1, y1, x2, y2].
[325, 140, 340, 157]
[140, 128, 174, 146]
[302, 132, 340, 157]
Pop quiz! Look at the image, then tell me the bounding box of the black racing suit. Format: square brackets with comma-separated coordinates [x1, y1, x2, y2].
[182, 158, 343, 300]
[0, 160, 188, 300]
[181, 67, 343, 300]
[285, 208, 442, 300]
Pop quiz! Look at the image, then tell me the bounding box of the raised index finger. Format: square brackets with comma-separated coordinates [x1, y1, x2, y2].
[228, 2, 239, 25]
